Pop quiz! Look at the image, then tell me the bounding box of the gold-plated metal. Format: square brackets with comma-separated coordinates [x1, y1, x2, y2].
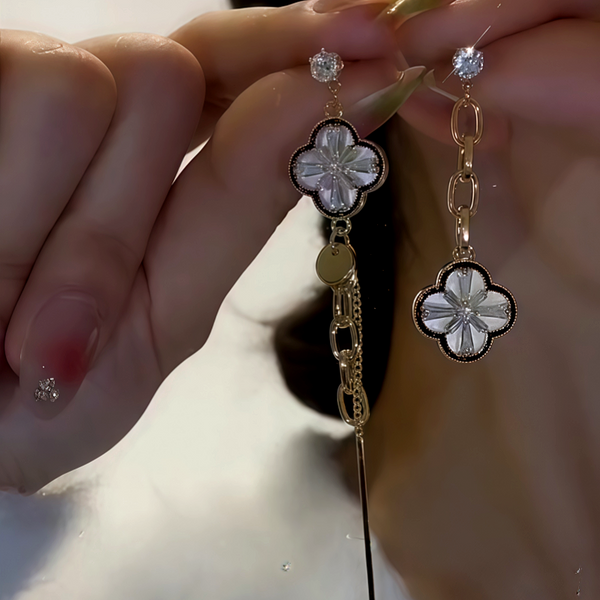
[451, 96, 483, 146]
[319, 221, 374, 598]
[413, 51, 517, 363]
[338, 350, 354, 395]
[316, 243, 356, 286]
[455, 205, 470, 249]
[356, 433, 375, 600]
[337, 383, 370, 427]
[452, 245, 476, 261]
[325, 79, 344, 117]
[295, 51, 378, 598]
[333, 284, 354, 320]
[458, 134, 474, 178]
[330, 315, 359, 361]
[447, 170, 480, 217]
[454, 205, 475, 260]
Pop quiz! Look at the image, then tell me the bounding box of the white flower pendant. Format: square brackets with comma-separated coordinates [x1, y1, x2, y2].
[289, 118, 387, 218]
[413, 260, 517, 363]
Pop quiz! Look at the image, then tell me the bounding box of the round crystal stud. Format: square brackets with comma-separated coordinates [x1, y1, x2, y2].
[310, 49, 344, 83]
[452, 47, 484, 80]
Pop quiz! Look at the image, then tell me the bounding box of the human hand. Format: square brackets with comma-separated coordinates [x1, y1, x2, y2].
[0, 2, 414, 494]
[368, 1, 600, 597]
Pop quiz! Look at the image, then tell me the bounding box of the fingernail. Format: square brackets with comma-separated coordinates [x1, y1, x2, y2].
[347, 66, 426, 127]
[381, 0, 447, 19]
[423, 69, 460, 102]
[20, 292, 100, 418]
[312, 0, 378, 14]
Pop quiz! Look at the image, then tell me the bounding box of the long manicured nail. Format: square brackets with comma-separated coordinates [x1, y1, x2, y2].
[383, 0, 447, 18]
[20, 292, 100, 418]
[423, 70, 460, 102]
[312, 0, 379, 14]
[347, 66, 426, 128]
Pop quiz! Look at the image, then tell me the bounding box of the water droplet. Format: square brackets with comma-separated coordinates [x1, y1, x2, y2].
[79, 531, 85, 538]
[281, 562, 291, 572]
[576, 567, 582, 574]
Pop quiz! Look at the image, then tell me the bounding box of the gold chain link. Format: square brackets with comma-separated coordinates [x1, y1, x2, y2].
[447, 83, 484, 259]
[325, 221, 370, 430]
[325, 79, 344, 118]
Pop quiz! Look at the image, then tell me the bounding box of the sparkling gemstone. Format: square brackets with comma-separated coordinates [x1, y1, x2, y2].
[453, 47, 484, 80]
[421, 267, 510, 357]
[293, 123, 379, 213]
[34, 377, 60, 402]
[310, 49, 343, 83]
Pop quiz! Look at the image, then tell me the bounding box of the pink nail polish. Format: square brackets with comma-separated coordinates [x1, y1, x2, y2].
[20, 292, 100, 418]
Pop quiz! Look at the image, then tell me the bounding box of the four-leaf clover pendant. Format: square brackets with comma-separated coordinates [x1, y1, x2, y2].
[289, 118, 387, 219]
[413, 260, 517, 363]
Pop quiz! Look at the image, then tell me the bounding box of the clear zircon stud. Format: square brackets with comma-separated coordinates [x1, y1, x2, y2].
[310, 49, 344, 83]
[452, 47, 484, 80]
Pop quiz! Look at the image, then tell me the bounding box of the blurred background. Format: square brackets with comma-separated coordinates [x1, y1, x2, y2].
[0, 2, 409, 598]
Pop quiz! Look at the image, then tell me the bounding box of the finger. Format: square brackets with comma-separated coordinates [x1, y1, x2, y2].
[398, 19, 600, 148]
[0, 30, 116, 338]
[398, 0, 600, 69]
[144, 58, 403, 373]
[4, 34, 204, 416]
[477, 20, 600, 130]
[170, 1, 397, 144]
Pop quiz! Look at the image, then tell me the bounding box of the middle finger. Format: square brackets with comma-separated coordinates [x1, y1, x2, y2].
[5, 34, 204, 415]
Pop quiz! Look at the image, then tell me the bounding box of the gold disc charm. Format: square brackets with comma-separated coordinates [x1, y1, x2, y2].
[316, 243, 355, 287]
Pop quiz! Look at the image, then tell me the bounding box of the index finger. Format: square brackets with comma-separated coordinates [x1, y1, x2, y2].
[398, 0, 600, 69]
[169, 2, 397, 143]
[171, 2, 395, 98]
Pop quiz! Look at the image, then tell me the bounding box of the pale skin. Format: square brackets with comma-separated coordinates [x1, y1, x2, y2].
[1, 0, 599, 597]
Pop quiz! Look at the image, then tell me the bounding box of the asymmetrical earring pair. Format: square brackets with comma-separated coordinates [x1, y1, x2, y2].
[289, 46, 516, 598]
[291, 48, 516, 367]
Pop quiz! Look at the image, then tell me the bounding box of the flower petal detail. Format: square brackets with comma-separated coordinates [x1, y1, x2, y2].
[476, 290, 510, 331]
[421, 292, 456, 333]
[413, 261, 516, 362]
[289, 118, 386, 218]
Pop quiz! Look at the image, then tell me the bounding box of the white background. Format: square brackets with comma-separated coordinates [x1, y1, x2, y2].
[0, 3, 409, 599]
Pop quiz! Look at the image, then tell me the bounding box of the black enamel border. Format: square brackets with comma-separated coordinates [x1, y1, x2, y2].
[288, 118, 388, 219]
[412, 260, 518, 364]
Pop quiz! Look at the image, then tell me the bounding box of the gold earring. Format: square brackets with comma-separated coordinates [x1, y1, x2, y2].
[289, 49, 387, 600]
[413, 47, 517, 363]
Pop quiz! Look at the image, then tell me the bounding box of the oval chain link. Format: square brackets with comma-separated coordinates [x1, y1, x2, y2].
[447, 170, 480, 217]
[324, 221, 369, 429]
[448, 89, 483, 250]
[451, 97, 483, 146]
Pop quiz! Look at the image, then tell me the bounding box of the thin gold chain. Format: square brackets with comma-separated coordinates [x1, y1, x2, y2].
[352, 282, 365, 434]
[324, 222, 374, 599]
